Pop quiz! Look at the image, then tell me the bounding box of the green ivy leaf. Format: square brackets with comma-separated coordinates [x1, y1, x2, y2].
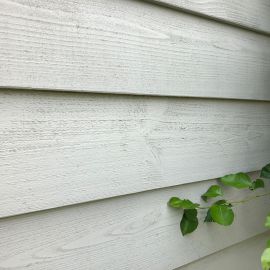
[168, 197, 200, 209]
[261, 164, 270, 179]
[201, 185, 223, 202]
[168, 197, 183, 208]
[204, 209, 214, 222]
[214, 200, 228, 206]
[250, 179, 265, 190]
[261, 248, 270, 270]
[265, 215, 270, 228]
[220, 173, 252, 189]
[180, 209, 198, 235]
[210, 205, 234, 226]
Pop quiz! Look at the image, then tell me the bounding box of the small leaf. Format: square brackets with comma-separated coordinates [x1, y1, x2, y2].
[179, 200, 200, 209]
[250, 179, 265, 190]
[168, 197, 199, 209]
[261, 248, 270, 270]
[261, 164, 270, 179]
[220, 173, 252, 189]
[180, 209, 198, 235]
[267, 240, 270, 248]
[204, 209, 214, 222]
[265, 215, 270, 228]
[201, 185, 223, 202]
[214, 200, 228, 206]
[168, 197, 183, 208]
[210, 205, 234, 226]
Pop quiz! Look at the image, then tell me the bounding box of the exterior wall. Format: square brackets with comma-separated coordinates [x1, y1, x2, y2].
[0, 177, 269, 270]
[0, 0, 270, 269]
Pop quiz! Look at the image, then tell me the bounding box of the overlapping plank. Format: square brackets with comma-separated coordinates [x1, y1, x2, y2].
[1, 90, 270, 217]
[149, 0, 270, 35]
[0, 179, 269, 270]
[1, 0, 270, 100]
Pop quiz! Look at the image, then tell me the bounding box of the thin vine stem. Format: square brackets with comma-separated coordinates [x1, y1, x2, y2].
[197, 191, 270, 210]
[230, 191, 270, 205]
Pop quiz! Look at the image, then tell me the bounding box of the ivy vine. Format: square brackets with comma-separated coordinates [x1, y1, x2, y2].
[168, 163, 270, 269]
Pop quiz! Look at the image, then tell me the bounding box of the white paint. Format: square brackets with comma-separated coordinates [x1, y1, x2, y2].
[0, 179, 269, 270]
[0, 0, 270, 100]
[1, 0, 270, 268]
[150, 0, 270, 34]
[1, 90, 270, 217]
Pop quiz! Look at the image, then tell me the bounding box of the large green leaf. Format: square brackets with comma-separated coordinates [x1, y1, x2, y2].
[204, 200, 230, 222]
[220, 173, 252, 189]
[168, 197, 200, 209]
[261, 164, 270, 179]
[201, 185, 223, 202]
[261, 248, 270, 270]
[210, 205, 234, 226]
[250, 179, 265, 190]
[180, 209, 198, 235]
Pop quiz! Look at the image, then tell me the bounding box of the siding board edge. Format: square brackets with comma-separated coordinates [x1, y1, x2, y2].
[145, 0, 270, 36]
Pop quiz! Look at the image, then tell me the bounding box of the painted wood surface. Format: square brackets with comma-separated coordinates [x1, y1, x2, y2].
[1, 90, 270, 217]
[178, 231, 270, 270]
[0, 179, 269, 270]
[1, 0, 270, 100]
[150, 0, 270, 35]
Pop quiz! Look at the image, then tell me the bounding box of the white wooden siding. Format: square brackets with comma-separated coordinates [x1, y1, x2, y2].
[0, 179, 269, 270]
[1, 0, 270, 100]
[1, 90, 270, 218]
[149, 0, 270, 34]
[1, 0, 270, 269]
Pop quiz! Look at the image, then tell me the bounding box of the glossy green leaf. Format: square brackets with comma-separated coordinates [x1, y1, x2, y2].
[261, 248, 270, 270]
[250, 179, 265, 190]
[180, 209, 198, 235]
[220, 173, 252, 189]
[214, 200, 228, 206]
[168, 197, 199, 209]
[265, 215, 270, 228]
[201, 185, 223, 202]
[204, 209, 214, 222]
[210, 205, 234, 226]
[168, 197, 183, 208]
[261, 164, 270, 179]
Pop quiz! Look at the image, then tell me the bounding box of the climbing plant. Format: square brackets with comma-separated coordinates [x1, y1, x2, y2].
[168, 163, 270, 269]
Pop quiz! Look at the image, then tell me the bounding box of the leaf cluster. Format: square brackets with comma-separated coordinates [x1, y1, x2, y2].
[168, 163, 270, 238]
[261, 164, 270, 270]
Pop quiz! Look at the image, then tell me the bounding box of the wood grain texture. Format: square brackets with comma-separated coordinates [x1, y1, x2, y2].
[1, 0, 270, 100]
[149, 0, 270, 35]
[0, 179, 269, 270]
[177, 231, 270, 270]
[1, 90, 270, 217]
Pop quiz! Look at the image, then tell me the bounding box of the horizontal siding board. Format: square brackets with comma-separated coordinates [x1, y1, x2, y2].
[0, 180, 269, 270]
[177, 231, 270, 270]
[1, 0, 270, 100]
[1, 90, 270, 217]
[149, 0, 270, 35]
